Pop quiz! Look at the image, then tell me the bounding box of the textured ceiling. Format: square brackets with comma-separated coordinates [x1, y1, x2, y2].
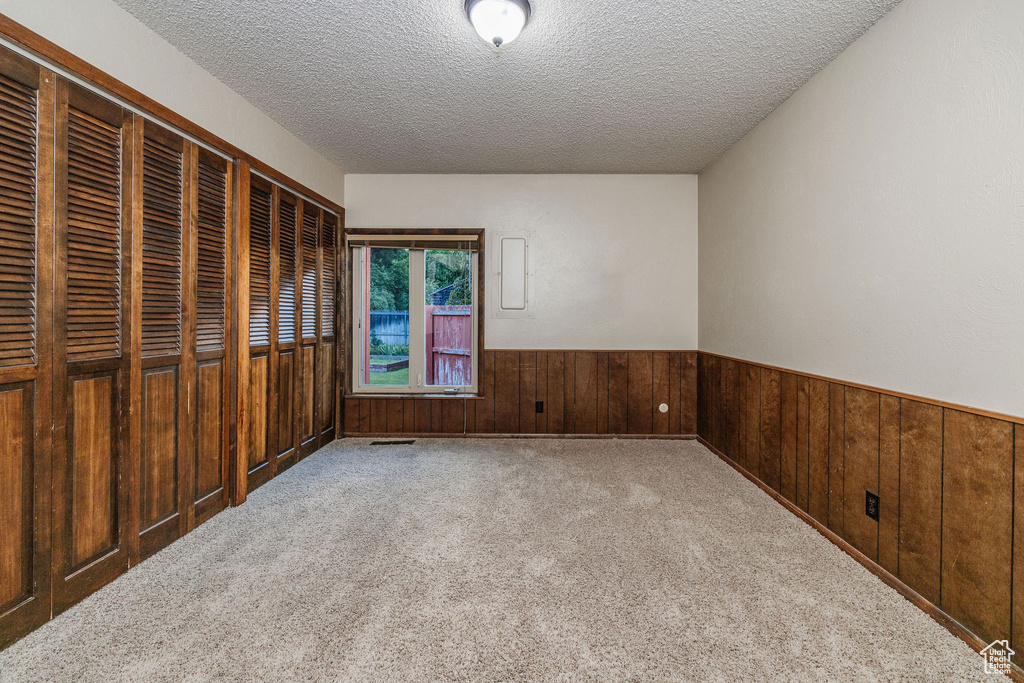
[111, 0, 902, 173]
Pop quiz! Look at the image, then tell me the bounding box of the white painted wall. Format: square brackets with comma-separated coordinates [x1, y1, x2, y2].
[1, 0, 345, 205]
[699, 0, 1024, 417]
[345, 175, 699, 350]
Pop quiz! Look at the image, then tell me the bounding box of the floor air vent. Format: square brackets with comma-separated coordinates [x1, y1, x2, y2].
[370, 440, 416, 446]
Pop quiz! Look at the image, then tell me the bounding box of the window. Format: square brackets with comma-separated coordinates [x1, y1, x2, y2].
[350, 231, 481, 394]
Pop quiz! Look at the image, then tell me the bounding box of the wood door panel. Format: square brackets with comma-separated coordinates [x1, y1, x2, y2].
[941, 410, 1013, 644]
[247, 355, 267, 469]
[898, 399, 943, 605]
[70, 374, 117, 568]
[320, 342, 334, 435]
[277, 350, 294, 455]
[141, 368, 178, 530]
[195, 360, 223, 501]
[842, 387, 879, 561]
[301, 345, 314, 441]
[0, 385, 31, 609]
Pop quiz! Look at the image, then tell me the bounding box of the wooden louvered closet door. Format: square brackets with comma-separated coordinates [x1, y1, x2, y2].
[318, 212, 337, 444]
[245, 175, 272, 491]
[133, 120, 189, 561]
[51, 79, 133, 613]
[191, 149, 231, 526]
[274, 190, 300, 473]
[299, 203, 318, 456]
[0, 47, 54, 647]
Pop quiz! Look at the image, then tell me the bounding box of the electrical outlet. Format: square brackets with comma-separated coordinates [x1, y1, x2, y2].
[536, 401, 544, 413]
[866, 491, 880, 521]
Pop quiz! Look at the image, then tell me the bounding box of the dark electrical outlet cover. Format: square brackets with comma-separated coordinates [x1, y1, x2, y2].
[866, 491, 880, 521]
[536, 401, 544, 413]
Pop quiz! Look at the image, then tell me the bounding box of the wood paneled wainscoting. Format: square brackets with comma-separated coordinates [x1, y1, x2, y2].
[0, 21, 343, 648]
[697, 352, 1024, 679]
[343, 350, 698, 436]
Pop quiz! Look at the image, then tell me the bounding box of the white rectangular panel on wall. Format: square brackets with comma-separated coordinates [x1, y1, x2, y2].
[498, 236, 528, 315]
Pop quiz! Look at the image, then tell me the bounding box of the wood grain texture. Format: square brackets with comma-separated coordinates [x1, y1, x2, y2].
[575, 352, 598, 434]
[796, 376, 810, 512]
[941, 410, 1013, 644]
[607, 352, 627, 434]
[562, 352, 575, 434]
[899, 399, 943, 605]
[71, 376, 116, 565]
[627, 352, 653, 434]
[302, 346, 314, 440]
[386, 398, 404, 434]
[807, 378, 830, 525]
[141, 368, 177, 528]
[651, 352, 670, 435]
[842, 387, 879, 562]
[535, 352, 548, 434]
[878, 394, 900, 576]
[546, 352, 565, 435]
[195, 361, 223, 499]
[744, 364, 761, 477]
[759, 369, 781, 493]
[494, 350, 519, 434]
[518, 352, 536, 434]
[779, 372, 798, 504]
[1014, 425, 1024, 656]
[827, 383, 845, 535]
[0, 388, 27, 606]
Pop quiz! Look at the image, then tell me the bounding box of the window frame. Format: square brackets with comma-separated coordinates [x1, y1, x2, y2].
[345, 228, 484, 397]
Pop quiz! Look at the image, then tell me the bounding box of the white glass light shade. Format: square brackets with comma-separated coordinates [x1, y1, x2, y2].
[466, 0, 530, 47]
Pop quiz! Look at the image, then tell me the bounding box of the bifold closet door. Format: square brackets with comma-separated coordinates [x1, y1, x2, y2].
[299, 203, 318, 457]
[51, 78, 133, 613]
[245, 175, 272, 491]
[274, 190, 300, 471]
[132, 118, 190, 561]
[0, 48, 54, 645]
[192, 149, 231, 525]
[318, 212, 337, 444]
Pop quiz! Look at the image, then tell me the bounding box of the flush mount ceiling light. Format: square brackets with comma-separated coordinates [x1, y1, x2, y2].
[465, 0, 531, 48]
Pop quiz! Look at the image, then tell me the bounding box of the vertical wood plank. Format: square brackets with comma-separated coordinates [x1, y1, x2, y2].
[386, 398, 404, 434]
[403, 398, 415, 433]
[0, 389, 26, 605]
[779, 372, 798, 504]
[668, 353, 682, 435]
[596, 352, 609, 435]
[370, 398, 386, 434]
[494, 350, 519, 433]
[442, 399, 465, 434]
[719, 358, 742, 457]
[546, 352, 564, 434]
[607, 352, 628, 435]
[627, 352, 653, 434]
[343, 399, 360, 434]
[430, 399, 444, 433]
[415, 399, 432, 434]
[681, 352, 698, 435]
[652, 352, 671, 435]
[475, 350, 495, 434]
[796, 376, 810, 512]
[759, 369, 781, 492]
[358, 398, 371, 434]
[744, 364, 760, 476]
[563, 351, 575, 434]
[941, 410, 1013, 644]
[827, 383, 845, 535]
[807, 378, 830, 525]
[843, 387, 880, 562]
[878, 394, 900, 576]
[899, 399, 943, 605]
[1014, 425, 1024, 656]
[574, 352, 598, 434]
[518, 352, 537, 434]
[535, 352, 548, 434]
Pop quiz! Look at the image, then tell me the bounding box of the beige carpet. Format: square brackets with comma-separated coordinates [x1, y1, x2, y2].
[0, 439, 996, 681]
